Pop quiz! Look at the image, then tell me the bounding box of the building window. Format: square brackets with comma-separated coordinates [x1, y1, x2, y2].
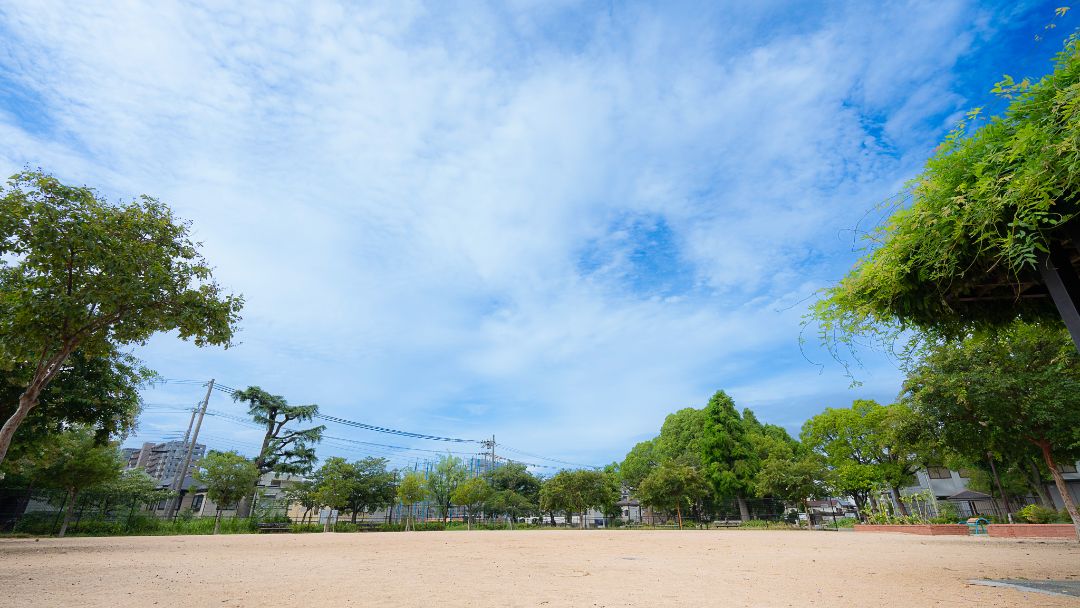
[957, 469, 975, 479]
[270, 479, 282, 487]
[927, 467, 952, 479]
[192, 495, 204, 511]
[1058, 463, 1078, 474]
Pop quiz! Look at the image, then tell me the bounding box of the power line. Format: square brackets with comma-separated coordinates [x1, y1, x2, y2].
[497, 444, 599, 469]
[146, 378, 599, 467]
[315, 414, 482, 444]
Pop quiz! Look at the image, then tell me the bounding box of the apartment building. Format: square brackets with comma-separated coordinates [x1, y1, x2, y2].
[123, 440, 206, 483]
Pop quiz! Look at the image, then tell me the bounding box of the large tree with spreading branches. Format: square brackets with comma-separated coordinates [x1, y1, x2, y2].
[0, 171, 242, 465]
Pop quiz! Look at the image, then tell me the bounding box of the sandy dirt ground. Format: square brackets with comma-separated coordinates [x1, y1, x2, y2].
[1, 529, 1077, 607]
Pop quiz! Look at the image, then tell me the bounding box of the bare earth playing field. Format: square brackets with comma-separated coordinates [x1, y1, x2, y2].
[1, 530, 1077, 607]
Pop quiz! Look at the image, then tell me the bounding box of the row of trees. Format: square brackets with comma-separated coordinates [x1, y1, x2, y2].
[618, 321, 1080, 535]
[2, 426, 173, 536]
[288, 455, 621, 532]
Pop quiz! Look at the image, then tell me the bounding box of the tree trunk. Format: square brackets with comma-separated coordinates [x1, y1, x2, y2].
[803, 499, 812, 531]
[1038, 441, 1080, 542]
[57, 487, 77, 538]
[466, 511, 471, 531]
[675, 503, 683, 530]
[0, 344, 78, 467]
[548, 511, 556, 526]
[0, 389, 42, 466]
[1025, 458, 1056, 508]
[351, 509, 358, 524]
[889, 487, 908, 517]
[986, 453, 1012, 515]
[213, 509, 222, 534]
[736, 495, 750, 522]
[852, 493, 866, 516]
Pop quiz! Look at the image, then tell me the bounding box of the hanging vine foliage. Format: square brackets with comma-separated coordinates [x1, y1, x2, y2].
[811, 35, 1080, 357]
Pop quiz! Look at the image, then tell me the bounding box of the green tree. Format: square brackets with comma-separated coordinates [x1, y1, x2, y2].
[811, 38, 1080, 357]
[0, 171, 243, 465]
[451, 477, 493, 530]
[311, 457, 355, 532]
[620, 439, 658, 490]
[539, 469, 618, 529]
[902, 321, 1080, 540]
[346, 457, 397, 524]
[487, 490, 534, 529]
[700, 391, 755, 521]
[19, 426, 123, 537]
[800, 400, 921, 515]
[193, 451, 260, 534]
[0, 348, 154, 457]
[487, 462, 541, 506]
[283, 479, 319, 524]
[755, 452, 831, 529]
[656, 408, 707, 467]
[232, 386, 324, 515]
[636, 460, 708, 529]
[397, 471, 427, 531]
[426, 455, 467, 524]
[86, 468, 173, 524]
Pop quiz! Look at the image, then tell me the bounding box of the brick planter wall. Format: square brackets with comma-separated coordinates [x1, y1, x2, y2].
[987, 524, 1076, 539]
[853, 524, 969, 536]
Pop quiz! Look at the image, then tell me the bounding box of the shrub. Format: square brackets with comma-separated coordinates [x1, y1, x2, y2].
[290, 523, 323, 533]
[832, 517, 858, 528]
[1016, 504, 1059, 524]
[739, 519, 771, 529]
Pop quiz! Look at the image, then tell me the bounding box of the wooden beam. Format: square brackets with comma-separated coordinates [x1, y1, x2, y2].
[1040, 245, 1080, 353]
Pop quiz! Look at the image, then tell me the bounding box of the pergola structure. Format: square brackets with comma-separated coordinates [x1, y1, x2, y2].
[948, 225, 1080, 352]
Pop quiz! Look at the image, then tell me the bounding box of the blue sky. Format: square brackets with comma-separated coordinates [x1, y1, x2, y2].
[0, 1, 1075, 470]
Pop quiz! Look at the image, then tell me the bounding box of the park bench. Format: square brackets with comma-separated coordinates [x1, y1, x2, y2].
[961, 517, 989, 535]
[256, 522, 290, 533]
[711, 520, 742, 529]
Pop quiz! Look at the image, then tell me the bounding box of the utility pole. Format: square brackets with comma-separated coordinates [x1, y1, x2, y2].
[167, 379, 214, 518]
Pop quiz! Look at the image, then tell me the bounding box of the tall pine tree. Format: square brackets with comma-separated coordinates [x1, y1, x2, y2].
[700, 390, 755, 521]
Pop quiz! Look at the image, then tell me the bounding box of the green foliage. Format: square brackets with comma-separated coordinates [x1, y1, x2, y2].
[903, 322, 1080, 465]
[800, 400, 921, 511]
[539, 469, 619, 526]
[902, 321, 1080, 533]
[738, 519, 773, 529]
[487, 462, 541, 504]
[0, 170, 242, 463]
[656, 408, 707, 467]
[700, 391, 754, 499]
[89, 468, 173, 506]
[18, 426, 124, 497]
[283, 479, 319, 523]
[0, 348, 154, 455]
[311, 457, 355, 514]
[346, 457, 397, 521]
[451, 477, 493, 528]
[397, 471, 427, 505]
[232, 386, 324, 477]
[193, 451, 260, 510]
[425, 455, 467, 522]
[755, 453, 830, 504]
[488, 489, 535, 523]
[811, 38, 1080, 349]
[620, 439, 658, 489]
[1017, 504, 1064, 524]
[636, 460, 708, 527]
[832, 517, 858, 528]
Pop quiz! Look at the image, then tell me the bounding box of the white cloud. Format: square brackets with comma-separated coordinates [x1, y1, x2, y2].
[0, 0, 1003, 465]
